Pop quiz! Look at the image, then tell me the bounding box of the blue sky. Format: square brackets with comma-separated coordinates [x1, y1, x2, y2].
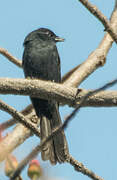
[0, 0, 117, 179]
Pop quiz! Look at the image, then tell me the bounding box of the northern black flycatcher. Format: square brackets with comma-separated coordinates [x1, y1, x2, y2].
[22, 28, 69, 164]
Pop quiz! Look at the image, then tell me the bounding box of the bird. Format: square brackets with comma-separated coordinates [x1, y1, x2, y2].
[22, 28, 69, 164]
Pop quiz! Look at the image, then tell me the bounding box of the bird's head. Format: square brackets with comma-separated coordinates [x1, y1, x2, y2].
[23, 28, 64, 46]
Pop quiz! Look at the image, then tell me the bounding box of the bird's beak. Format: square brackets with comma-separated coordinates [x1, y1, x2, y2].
[55, 36, 65, 42]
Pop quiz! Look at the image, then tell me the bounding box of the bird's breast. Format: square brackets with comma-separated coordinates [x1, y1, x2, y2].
[23, 43, 60, 82]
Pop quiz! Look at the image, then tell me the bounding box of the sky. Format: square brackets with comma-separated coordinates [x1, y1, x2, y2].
[0, 0, 117, 179]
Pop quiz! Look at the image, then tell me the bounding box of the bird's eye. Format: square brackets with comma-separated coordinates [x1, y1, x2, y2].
[48, 33, 53, 37]
[44, 31, 54, 38]
[45, 32, 53, 37]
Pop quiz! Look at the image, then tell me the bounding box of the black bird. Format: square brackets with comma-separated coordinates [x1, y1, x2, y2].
[22, 28, 69, 164]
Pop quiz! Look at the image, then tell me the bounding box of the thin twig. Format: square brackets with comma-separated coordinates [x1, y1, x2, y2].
[0, 48, 22, 68]
[11, 78, 117, 180]
[0, 104, 33, 131]
[78, 0, 117, 43]
[0, 99, 40, 137]
[69, 155, 104, 180]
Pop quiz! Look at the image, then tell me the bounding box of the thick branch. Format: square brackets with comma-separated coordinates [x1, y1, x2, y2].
[0, 78, 117, 107]
[0, 78, 77, 105]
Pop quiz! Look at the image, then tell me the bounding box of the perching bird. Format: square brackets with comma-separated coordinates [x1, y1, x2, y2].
[22, 28, 69, 164]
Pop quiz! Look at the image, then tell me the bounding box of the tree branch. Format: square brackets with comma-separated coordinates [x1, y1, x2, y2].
[69, 155, 104, 180]
[64, 1, 117, 87]
[0, 124, 32, 162]
[0, 111, 39, 162]
[78, 0, 117, 43]
[0, 48, 22, 68]
[0, 104, 33, 131]
[0, 99, 40, 139]
[0, 78, 117, 108]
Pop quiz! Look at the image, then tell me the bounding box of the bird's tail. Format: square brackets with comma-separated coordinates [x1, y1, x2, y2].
[31, 97, 69, 164]
[40, 103, 69, 164]
[40, 115, 57, 164]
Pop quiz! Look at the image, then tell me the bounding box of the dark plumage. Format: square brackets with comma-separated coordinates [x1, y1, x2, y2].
[22, 28, 69, 164]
